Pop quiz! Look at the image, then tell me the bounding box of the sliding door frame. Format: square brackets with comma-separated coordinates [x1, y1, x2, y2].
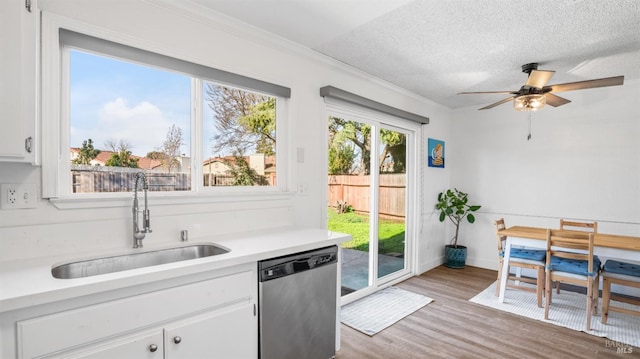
[324, 98, 422, 305]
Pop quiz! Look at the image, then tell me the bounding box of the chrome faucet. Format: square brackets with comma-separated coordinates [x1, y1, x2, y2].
[133, 172, 152, 248]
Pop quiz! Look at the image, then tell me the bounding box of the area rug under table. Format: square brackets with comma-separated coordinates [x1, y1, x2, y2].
[341, 286, 433, 336]
[470, 281, 640, 348]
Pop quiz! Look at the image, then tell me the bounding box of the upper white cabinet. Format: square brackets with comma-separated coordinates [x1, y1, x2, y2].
[0, 0, 38, 163]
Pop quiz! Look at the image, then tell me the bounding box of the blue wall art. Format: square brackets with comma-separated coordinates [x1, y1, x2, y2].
[428, 138, 445, 168]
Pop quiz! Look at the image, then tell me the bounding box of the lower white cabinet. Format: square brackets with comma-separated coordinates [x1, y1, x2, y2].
[57, 330, 164, 359]
[164, 302, 256, 359]
[58, 302, 255, 359]
[16, 264, 257, 359]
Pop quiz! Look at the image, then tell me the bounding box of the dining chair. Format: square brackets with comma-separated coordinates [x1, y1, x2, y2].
[556, 219, 597, 294]
[560, 219, 598, 233]
[494, 218, 546, 307]
[544, 229, 601, 331]
[601, 259, 640, 324]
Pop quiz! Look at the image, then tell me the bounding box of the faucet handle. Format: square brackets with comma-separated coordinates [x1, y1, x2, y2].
[143, 209, 152, 232]
[180, 230, 188, 242]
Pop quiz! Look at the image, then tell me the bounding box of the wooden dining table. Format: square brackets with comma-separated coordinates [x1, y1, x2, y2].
[497, 226, 640, 303]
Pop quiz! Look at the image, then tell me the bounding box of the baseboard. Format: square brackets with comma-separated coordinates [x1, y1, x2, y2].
[418, 256, 443, 274]
[466, 256, 497, 270]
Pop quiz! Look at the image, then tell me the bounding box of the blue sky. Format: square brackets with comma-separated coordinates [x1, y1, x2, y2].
[70, 50, 217, 158]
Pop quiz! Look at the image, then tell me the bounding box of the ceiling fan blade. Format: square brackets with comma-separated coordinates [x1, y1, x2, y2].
[544, 93, 571, 107]
[459, 91, 517, 95]
[525, 70, 555, 88]
[546, 76, 624, 92]
[479, 96, 515, 110]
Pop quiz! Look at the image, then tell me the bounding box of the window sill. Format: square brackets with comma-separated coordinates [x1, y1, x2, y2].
[49, 190, 297, 210]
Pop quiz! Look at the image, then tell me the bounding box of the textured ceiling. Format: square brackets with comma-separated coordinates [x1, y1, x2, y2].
[186, 0, 640, 109]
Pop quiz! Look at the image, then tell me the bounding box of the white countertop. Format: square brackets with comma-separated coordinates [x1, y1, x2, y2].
[0, 227, 351, 313]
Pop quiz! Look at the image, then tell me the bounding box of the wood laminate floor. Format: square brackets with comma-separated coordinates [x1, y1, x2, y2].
[336, 265, 639, 359]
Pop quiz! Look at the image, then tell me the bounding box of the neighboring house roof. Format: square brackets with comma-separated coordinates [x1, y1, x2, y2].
[70, 148, 162, 169]
[203, 155, 275, 167]
[70, 149, 274, 172]
[136, 156, 163, 170]
[203, 156, 237, 166]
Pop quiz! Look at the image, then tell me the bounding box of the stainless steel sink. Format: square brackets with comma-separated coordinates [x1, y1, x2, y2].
[52, 244, 230, 279]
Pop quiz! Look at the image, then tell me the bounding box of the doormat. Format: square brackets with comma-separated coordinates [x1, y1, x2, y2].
[341, 286, 433, 336]
[470, 281, 640, 348]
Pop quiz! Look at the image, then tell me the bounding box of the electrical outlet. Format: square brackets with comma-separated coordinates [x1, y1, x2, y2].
[7, 188, 17, 205]
[1, 183, 37, 209]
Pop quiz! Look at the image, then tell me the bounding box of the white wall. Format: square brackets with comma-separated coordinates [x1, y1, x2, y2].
[0, 0, 448, 267]
[418, 113, 452, 272]
[6, 1, 633, 277]
[450, 79, 640, 269]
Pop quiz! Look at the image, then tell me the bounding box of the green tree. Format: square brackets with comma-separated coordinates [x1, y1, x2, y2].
[146, 151, 165, 160]
[225, 153, 267, 186]
[328, 144, 355, 175]
[328, 117, 407, 175]
[238, 98, 276, 155]
[206, 85, 275, 156]
[328, 117, 371, 175]
[72, 138, 100, 165]
[105, 149, 139, 168]
[380, 130, 406, 173]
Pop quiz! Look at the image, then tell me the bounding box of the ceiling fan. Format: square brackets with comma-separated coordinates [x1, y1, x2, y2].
[459, 63, 624, 111]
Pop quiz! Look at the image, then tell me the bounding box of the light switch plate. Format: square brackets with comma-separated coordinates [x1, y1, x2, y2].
[1, 183, 37, 209]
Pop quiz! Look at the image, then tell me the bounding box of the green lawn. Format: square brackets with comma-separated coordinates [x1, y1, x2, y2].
[327, 208, 405, 255]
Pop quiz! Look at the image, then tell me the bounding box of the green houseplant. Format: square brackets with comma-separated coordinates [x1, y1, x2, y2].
[435, 188, 481, 268]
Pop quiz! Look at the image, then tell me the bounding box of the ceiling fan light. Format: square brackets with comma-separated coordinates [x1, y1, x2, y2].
[514, 94, 546, 111]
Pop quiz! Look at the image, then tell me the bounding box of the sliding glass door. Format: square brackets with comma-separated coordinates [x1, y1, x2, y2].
[376, 126, 407, 281]
[327, 107, 417, 301]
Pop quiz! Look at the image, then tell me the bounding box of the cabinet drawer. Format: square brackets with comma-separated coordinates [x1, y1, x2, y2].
[18, 269, 253, 358]
[51, 329, 163, 359]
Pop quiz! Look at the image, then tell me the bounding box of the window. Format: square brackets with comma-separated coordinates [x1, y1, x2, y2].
[44, 27, 290, 198]
[69, 50, 193, 193]
[202, 82, 278, 187]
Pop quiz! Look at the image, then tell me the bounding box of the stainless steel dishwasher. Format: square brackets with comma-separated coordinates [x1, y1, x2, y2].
[258, 245, 338, 359]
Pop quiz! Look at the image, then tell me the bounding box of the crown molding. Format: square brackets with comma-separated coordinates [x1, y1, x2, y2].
[144, 0, 445, 109]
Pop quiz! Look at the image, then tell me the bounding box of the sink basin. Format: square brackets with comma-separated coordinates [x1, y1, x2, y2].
[52, 244, 230, 279]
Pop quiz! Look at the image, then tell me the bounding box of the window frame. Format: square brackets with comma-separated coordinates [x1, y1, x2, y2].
[41, 14, 292, 208]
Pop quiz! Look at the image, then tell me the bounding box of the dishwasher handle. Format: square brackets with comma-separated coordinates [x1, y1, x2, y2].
[260, 251, 337, 282]
[292, 257, 313, 272]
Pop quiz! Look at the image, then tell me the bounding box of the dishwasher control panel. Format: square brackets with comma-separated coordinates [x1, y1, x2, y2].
[259, 246, 338, 282]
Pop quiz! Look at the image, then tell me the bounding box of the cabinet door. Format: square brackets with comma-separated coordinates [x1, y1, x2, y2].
[0, 0, 37, 162]
[51, 330, 163, 359]
[164, 302, 257, 359]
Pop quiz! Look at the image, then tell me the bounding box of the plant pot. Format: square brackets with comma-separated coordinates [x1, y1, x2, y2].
[444, 245, 467, 269]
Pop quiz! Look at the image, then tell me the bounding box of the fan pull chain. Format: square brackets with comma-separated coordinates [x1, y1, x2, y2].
[527, 112, 532, 140]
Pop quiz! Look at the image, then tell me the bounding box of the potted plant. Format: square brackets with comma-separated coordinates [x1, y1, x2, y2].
[435, 188, 481, 268]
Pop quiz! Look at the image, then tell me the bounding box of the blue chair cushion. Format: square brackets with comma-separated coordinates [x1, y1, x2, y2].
[550, 255, 601, 276]
[603, 260, 640, 277]
[510, 248, 546, 261]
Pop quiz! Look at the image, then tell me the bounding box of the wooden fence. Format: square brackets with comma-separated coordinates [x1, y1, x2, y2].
[71, 166, 236, 193]
[203, 173, 236, 187]
[71, 169, 191, 192]
[328, 174, 406, 219]
[71, 169, 405, 216]
[71, 168, 269, 192]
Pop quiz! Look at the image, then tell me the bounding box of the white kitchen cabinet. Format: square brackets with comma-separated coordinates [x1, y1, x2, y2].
[55, 303, 256, 359]
[164, 302, 256, 359]
[0, 0, 38, 163]
[16, 264, 257, 359]
[56, 330, 164, 359]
